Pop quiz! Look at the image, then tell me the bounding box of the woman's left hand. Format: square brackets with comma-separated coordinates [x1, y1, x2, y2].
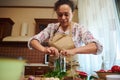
[60, 49, 76, 56]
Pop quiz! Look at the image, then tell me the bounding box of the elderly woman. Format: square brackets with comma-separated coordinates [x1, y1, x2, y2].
[28, 0, 102, 57]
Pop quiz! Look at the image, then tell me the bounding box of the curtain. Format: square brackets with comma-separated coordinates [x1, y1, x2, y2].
[115, 0, 120, 65]
[77, 0, 120, 75]
[115, 0, 120, 22]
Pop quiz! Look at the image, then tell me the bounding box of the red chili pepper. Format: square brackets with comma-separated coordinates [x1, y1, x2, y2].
[76, 70, 88, 77]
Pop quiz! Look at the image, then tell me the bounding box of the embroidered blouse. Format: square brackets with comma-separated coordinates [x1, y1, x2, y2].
[28, 22, 103, 55]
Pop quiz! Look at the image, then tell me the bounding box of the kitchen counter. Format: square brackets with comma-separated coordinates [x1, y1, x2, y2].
[25, 63, 48, 66]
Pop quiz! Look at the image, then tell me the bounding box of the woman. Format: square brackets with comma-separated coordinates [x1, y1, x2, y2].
[28, 0, 103, 58]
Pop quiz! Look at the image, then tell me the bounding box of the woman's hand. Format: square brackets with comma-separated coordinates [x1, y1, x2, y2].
[60, 49, 76, 56]
[44, 47, 59, 57]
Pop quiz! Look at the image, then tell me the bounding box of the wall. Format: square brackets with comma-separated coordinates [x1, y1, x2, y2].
[0, 7, 78, 37]
[0, 42, 45, 63]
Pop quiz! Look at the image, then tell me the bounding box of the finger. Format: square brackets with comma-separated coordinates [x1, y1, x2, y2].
[60, 51, 66, 56]
[50, 47, 58, 56]
[51, 49, 55, 54]
[64, 51, 67, 56]
[60, 50, 64, 56]
[49, 48, 55, 54]
[46, 48, 51, 53]
[47, 48, 55, 55]
[55, 50, 59, 57]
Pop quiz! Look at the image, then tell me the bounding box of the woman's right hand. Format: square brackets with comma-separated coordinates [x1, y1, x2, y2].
[44, 47, 59, 57]
[30, 39, 59, 57]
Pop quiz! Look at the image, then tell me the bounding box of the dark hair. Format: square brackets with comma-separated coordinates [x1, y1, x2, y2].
[54, 0, 75, 12]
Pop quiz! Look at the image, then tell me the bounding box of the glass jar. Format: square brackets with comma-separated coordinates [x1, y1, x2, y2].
[54, 56, 66, 72]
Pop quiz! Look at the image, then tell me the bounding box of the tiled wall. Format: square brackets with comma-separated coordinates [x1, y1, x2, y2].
[0, 42, 45, 63]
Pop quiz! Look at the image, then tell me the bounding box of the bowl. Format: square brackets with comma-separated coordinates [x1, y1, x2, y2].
[96, 72, 120, 80]
[106, 75, 120, 80]
[0, 58, 25, 80]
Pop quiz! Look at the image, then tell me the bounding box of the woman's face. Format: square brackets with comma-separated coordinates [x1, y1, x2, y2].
[56, 4, 73, 27]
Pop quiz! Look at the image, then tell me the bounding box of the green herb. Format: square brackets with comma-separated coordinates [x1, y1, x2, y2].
[89, 75, 98, 80]
[44, 70, 67, 80]
[44, 57, 67, 80]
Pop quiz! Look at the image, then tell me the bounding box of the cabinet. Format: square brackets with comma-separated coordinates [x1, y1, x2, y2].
[25, 66, 54, 76]
[34, 18, 58, 34]
[0, 18, 14, 41]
